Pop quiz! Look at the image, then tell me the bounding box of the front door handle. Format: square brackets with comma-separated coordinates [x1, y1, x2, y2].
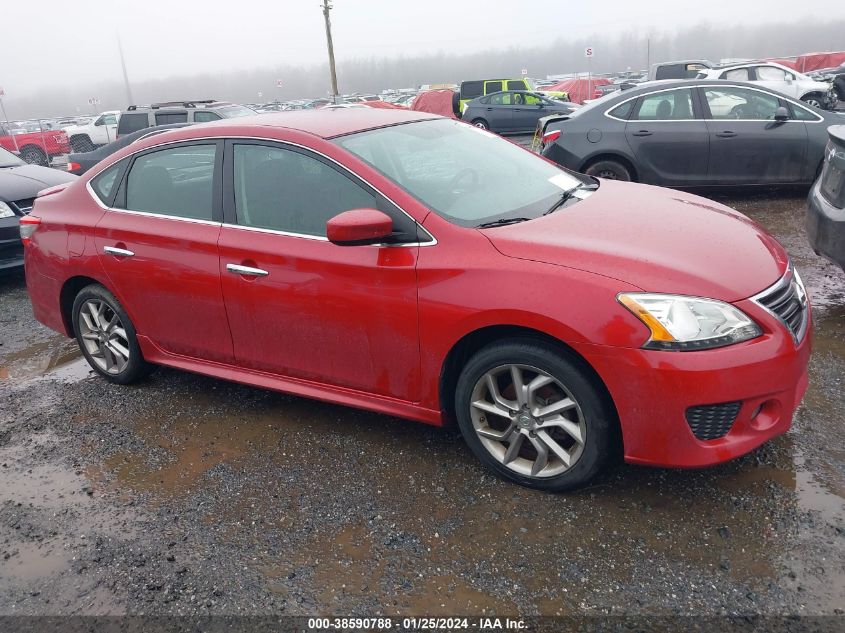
[227, 263, 269, 277]
[716, 131, 738, 138]
[631, 130, 652, 137]
[485, 107, 493, 111]
[104, 246, 134, 258]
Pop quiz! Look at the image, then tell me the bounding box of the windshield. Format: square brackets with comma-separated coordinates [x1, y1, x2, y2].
[0, 147, 24, 168]
[334, 119, 584, 227]
[217, 105, 257, 118]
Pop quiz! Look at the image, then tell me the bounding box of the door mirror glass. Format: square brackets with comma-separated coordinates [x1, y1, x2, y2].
[327, 208, 393, 245]
[774, 106, 790, 121]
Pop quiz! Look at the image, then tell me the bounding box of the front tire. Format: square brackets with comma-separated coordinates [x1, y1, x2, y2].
[470, 118, 489, 130]
[72, 284, 153, 385]
[455, 340, 615, 492]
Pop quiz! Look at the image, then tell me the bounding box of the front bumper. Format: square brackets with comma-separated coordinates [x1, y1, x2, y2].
[572, 298, 811, 468]
[806, 179, 845, 271]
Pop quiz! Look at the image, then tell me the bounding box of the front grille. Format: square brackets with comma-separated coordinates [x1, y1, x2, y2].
[12, 198, 35, 215]
[753, 267, 809, 344]
[685, 402, 742, 440]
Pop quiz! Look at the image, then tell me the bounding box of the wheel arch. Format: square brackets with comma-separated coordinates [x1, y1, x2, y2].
[59, 275, 105, 336]
[579, 152, 639, 181]
[438, 325, 622, 455]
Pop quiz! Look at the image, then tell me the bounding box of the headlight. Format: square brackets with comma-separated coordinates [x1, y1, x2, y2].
[0, 201, 15, 219]
[618, 293, 762, 351]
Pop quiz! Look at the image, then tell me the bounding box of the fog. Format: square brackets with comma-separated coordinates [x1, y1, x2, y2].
[1, 0, 843, 119]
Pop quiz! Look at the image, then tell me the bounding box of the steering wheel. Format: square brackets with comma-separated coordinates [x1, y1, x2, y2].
[448, 168, 480, 194]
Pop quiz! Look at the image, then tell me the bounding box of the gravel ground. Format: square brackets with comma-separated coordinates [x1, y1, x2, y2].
[0, 180, 843, 623]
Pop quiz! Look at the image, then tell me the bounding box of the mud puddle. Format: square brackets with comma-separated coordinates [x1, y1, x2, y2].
[0, 336, 90, 385]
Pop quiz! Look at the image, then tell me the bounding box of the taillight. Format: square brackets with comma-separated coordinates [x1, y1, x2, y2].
[542, 129, 562, 145]
[19, 216, 41, 247]
[67, 161, 82, 173]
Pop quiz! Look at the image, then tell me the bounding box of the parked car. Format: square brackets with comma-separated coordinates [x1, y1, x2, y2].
[459, 78, 546, 114]
[649, 60, 714, 81]
[462, 91, 580, 134]
[0, 122, 70, 166]
[67, 123, 192, 175]
[0, 147, 76, 273]
[696, 62, 837, 110]
[538, 80, 845, 186]
[116, 101, 255, 138]
[21, 110, 812, 491]
[63, 110, 121, 152]
[807, 125, 845, 271]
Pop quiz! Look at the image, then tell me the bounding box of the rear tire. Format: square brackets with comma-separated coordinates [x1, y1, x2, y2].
[470, 118, 489, 130]
[455, 339, 614, 492]
[20, 145, 48, 166]
[72, 284, 153, 385]
[584, 159, 631, 181]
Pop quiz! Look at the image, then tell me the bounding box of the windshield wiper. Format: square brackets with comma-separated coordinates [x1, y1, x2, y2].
[543, 182, 597, 215]
[476, 217, 532, 229]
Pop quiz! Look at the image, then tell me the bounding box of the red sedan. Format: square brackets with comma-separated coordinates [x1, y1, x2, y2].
[22, 110, 811, 491]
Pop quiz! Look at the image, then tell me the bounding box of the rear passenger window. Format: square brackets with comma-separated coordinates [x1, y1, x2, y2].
[123, 145, 216, 220]
[155, 112, 188, 125]
[193, 111, 221, 123]
[633, 89, 695, 120]
[233, 144, 376, 237]
[90, 160, 126, 205]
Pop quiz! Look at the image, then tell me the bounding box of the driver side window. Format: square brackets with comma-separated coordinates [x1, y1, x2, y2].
[704, 87, 780, 120]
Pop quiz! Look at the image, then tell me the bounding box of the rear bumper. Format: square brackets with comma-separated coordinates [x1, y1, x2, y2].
[573, 312, 811, 468]
[806, 179, 845, 271]
[541, 142, 582, 171]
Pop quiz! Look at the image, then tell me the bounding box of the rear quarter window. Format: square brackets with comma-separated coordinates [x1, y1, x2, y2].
[118, 113, 151, 135]
[90, 159, 127, 205]
[608, 100, 635, 120]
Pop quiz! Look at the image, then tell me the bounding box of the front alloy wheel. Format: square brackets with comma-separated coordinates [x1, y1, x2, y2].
[470, 364, 586, 477]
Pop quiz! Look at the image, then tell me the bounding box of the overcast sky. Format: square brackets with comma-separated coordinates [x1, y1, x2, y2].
[2, 0, 843, 97]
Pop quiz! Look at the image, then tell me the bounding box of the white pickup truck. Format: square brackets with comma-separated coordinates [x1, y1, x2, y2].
[64, 111, 120, 152]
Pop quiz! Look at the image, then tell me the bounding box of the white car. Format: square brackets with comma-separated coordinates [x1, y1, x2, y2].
[63, 110, 120, 152]
[697, 62, 836, 109]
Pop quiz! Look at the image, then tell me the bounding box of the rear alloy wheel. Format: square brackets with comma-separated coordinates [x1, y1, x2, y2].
[584, 159, 631, 181]
[72, 284, 153, 384]
[455, 341, 613, 491]
[471, 118, 489, 130]
[20, 146, 48, 166]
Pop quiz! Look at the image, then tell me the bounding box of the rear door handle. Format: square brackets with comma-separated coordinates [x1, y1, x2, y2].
[227, 263, 269, 277]
[631, 130, 652, 137]
[485, 107, 493, 111]
[716, 131, 738, 138]
[103, 246, 134, 258]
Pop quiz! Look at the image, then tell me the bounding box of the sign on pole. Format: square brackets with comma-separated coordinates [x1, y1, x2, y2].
[88, 97, 101, 106]
[521, 68, 528, 76]
[275, 79, 283, 88]
[584, 46, 594, 59]
[257, 91, 264, 98]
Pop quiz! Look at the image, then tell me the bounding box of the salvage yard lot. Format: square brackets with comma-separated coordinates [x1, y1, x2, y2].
[0, 187, 843, 617]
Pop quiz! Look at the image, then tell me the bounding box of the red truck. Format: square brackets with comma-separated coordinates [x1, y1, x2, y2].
[0, 123, 70, 166]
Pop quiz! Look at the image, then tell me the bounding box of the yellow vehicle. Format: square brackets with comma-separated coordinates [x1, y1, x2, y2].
[458, 78, 568, 113]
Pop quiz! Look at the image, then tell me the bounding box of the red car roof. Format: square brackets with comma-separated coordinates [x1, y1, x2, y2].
[202, 108, 440, 139]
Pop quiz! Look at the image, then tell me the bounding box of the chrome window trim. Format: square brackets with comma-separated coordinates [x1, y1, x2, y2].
[749, 263, 809, 345]
[84, 134, 437, 246]
[603, 83, 824, 123]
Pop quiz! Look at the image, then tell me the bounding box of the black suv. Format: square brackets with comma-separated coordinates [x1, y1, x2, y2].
[116, 100, 255, 137]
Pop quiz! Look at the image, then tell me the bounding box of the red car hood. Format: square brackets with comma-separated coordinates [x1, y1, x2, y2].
[483, 180, 788, 302]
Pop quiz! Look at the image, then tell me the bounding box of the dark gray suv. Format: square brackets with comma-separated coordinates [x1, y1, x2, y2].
[538, 80, 845, 187]
[807, 125, 845, 271]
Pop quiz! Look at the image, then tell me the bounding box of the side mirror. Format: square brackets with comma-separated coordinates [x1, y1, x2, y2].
[327, 208, 393, 246]
[774, 106, 790, 121]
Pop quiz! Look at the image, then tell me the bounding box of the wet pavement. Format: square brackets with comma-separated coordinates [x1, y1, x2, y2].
[0, 190, 843, 619]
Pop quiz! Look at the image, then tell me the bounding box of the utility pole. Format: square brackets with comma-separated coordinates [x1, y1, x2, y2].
[117, 31, 134, 106]
[321, 0, 340, 103]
